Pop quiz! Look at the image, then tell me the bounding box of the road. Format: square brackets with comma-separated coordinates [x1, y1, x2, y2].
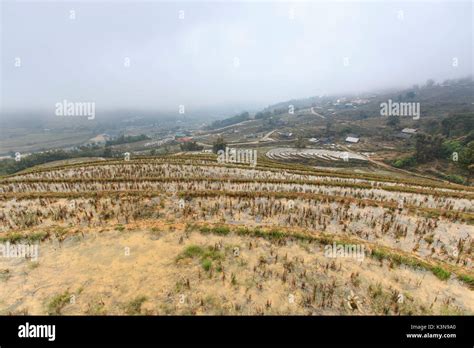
[310, 108, 326, 119]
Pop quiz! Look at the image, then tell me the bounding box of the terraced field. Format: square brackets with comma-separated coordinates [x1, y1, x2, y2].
[0, 154, 472, 315]
[267, 148, 368, 162]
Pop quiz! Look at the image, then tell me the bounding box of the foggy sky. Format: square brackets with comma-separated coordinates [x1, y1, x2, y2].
[1, 0, 472, 115]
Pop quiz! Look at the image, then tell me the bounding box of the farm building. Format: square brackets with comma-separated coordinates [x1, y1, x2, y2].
[278, 132, 294, 138]
[176, 137, 193, 143]
[345, 136, 360, 143]
[401, 128, 418, 134]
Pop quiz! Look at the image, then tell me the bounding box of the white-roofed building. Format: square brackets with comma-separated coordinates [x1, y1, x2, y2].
[401, 128, 418, 134]
[345, 136, 360, 143]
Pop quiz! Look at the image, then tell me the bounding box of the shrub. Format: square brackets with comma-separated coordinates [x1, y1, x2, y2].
[115, 225, 125, 232]
[201, 258, 212, 271]
[211, 226, 230, 236]
[442, 174, 466, 185]
[199, 226, 211, 234]
[371, 249, 388, 261]
[432, 267, 451, 281]
[0, 233, 23, 244]
[393, 156, 417, 168]
[176, 245, 222, 263]
[46, 291, 71, 315]
[28, 231, 49, 242]
[124, 296, 148, 315]
[178, 245, 205, 259]
[458, 274, 474, 288]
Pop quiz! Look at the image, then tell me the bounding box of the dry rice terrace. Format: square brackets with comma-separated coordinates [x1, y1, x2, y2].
[0, 154, 472, 315]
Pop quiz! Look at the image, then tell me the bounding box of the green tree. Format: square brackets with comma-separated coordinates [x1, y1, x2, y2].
[425, 79, 435, 87]
[325, 121, 333, 136]
[393, 156, 416, 168]
[212, 136, 227, 153]
[459, 141, 474, 167]
[103, 147, 113, 158]
[415, 133, 444, 163]
[180, 141, 204, 151]
[387, 115, 400, 127]
[441, 140, 462, 158]
[295, 136, 306, 149]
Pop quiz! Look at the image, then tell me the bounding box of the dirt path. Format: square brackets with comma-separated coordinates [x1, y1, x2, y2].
[339, 144, 447, 183]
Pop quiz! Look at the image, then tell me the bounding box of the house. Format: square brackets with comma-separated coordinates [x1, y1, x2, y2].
[402, 128, 418, 134]
[399, 128, 418, 139]
[345, 136, 360, 143]
[176, 137, 193, 143]
[351, 98, 370, 105]
[278, 132, 293, 138]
